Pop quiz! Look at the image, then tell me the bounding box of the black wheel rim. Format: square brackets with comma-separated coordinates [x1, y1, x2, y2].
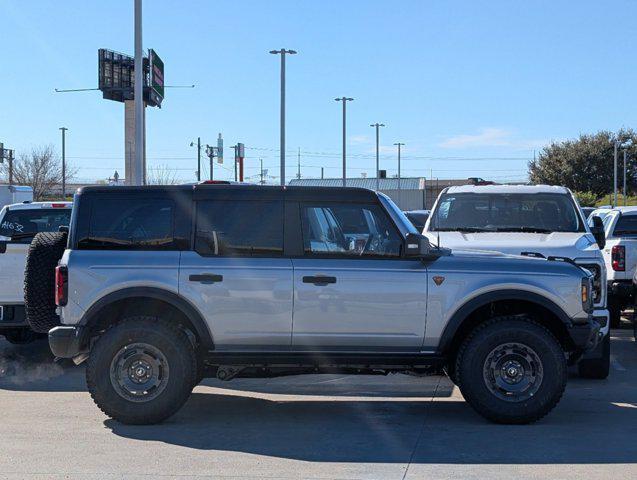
[110, 343, 169, 403]
[483, 342, 543, 402]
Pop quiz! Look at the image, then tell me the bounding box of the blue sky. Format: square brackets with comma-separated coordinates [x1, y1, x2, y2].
[1, 0, 636, 184]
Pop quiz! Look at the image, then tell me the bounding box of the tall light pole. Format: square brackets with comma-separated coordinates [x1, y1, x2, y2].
[614, 140, 619, 207]
[269, 48, 297, 186]
[133, 0, 144, 186]
[370, 123, 385, 191]
[59, 127, 68, 198]
[335, 97, 353, 186]
[624, 149, 628, 206]
[393, 142, 404, 191]
[190, 137, 201, 181]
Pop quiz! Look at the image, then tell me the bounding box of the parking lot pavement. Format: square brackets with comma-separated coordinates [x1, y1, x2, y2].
[0, 330, 635, 480]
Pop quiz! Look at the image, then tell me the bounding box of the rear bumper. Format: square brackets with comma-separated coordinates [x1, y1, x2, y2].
[568, 316, 601, 352]
[608, 280, 633, 301]
[48, 325, 86, 358]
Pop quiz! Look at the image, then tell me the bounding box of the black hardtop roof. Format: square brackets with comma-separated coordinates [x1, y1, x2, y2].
[76, 184, 379, 202]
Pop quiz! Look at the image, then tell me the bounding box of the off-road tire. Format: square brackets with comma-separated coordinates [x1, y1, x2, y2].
[24, 232, 68, 333]
[578, 333, 610, 379]
[86, 316, 197, 425]
[456, 316, 567, 424]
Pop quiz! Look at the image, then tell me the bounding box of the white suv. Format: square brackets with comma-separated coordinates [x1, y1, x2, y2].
[424, 184, 609, 378]
[0, 201, 72, 343]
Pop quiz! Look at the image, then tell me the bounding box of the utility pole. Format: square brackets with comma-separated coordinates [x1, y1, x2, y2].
[321, 167, 324, 179]
[370, 123, 385, 191]
[614, 140, 619, 207]
[624, 149, 628, 205]
[0, 143, 15, 185]
[297, 147, 301, 179]
[197, 137, 201, 181]
[394, 142, 404, 191]
[260, 158, 264, 185]
[205, 144, 215, 181]
[133, 0, 145, 186]
[269, 48, 297, 186]
[335, 97, 353, 186]
[59, 127, 68, 198]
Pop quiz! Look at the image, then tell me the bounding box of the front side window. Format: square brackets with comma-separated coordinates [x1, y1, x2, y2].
[301, 203, 401, 257]
[81, 198, 174, 249]
[430, 193, 584, 233]
[0, 208, 72, 242]
[195, 200, 283, 256]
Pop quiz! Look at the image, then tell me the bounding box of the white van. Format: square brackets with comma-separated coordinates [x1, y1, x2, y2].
[0, 185, 33, 209]
[424, 184, 610, 379]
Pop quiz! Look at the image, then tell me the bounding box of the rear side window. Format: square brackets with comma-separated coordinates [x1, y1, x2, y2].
[0, 208, 72, 242]
[80, 198, 175, 249]
[613, 215, 637, 236]
[195, 200, 283, 256]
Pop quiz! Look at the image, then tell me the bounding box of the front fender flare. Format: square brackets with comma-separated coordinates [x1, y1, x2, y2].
[437, 289, 573, 354]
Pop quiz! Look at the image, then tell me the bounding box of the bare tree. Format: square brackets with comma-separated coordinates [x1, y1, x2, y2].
[146, 165, 181, 185]
[0, 145, 76, 200]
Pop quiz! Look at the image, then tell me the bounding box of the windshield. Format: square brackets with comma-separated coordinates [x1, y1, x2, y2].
[430, 192, 584, 233]
[0, 208, 72, 241]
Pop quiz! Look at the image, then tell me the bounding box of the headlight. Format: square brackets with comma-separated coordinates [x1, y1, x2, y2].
[577, 263, 603, 305]
[581, 277, 593, 313]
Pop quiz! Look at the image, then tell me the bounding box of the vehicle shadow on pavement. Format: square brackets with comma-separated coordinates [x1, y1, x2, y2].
[105, 333, 637, 465]
[0, 338, 85, 392]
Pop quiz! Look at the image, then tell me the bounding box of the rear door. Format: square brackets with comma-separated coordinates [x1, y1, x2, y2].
[291, 201, 428, 351]
[179, 194, 293, 349]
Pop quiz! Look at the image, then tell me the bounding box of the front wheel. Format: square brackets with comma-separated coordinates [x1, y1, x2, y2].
[456, 317, 567, 424]
[86, 316, 197, 425]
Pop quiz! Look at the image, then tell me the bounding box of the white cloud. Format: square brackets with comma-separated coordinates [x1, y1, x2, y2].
[349, 134, 371, 145]
[439, 128, 546, 150]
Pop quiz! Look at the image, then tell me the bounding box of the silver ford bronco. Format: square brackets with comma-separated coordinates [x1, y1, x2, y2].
[33, 185, 599, 425]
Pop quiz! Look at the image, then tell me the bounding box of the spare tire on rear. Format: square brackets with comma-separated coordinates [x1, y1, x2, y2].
[24, 231, 68, 333]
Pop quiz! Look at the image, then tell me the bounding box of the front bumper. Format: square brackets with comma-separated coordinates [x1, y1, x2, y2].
[568, 315, 601, 352]
[48, 325, 86, 358]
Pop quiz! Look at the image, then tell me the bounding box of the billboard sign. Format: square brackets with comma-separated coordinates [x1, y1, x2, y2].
[148, 49, 164, 107]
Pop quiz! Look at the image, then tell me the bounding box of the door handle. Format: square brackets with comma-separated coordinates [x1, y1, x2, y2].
[189, 274, 223, 284]
[302, 275, 336, 286]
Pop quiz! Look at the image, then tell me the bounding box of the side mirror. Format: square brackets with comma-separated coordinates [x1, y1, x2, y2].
[590, 216, 606, 250]
[405, 233, 439, 259]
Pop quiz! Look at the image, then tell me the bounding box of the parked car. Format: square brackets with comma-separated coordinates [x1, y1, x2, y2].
[0, 201, 72, 343]
[0, 185, 33, 209]
[581, 207, 596, 219]
[31, 185, 600, 425]
[423, 184, 609, 379]
[590, 206, 637, 327]
[403, 209, 430, 232]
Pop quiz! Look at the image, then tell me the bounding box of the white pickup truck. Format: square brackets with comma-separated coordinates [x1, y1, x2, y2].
[590, 206, 637, 327]
[423, 184, 610, 379]
[0, 201, 72, 343]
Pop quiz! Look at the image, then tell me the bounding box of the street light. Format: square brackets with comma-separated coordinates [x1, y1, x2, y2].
[614, 138, 633, 206]
[370, 123, 385, 191]
[335, 97, 354, 186]
[393, 142, 405, 191]
[59, 127, 68, 198]
[269, 48, 297, 186]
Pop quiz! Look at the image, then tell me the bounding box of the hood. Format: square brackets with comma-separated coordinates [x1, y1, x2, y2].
[425, 231, 599, 259]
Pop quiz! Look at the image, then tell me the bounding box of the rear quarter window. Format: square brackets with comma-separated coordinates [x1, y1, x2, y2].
[79, 198, 176, 250]
[612, 215, 637, 237]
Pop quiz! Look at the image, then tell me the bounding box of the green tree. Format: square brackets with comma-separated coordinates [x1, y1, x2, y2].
[573, 191, 599, 207]
[528, 129, 637, 197]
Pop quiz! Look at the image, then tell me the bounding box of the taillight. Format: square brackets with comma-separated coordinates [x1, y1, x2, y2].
[611, 245, 626, 271]
[55, 265, 68, 306]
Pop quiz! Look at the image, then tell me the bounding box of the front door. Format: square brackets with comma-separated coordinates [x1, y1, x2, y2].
[291, 202, 428, 351]
[179, 199, 293, 349]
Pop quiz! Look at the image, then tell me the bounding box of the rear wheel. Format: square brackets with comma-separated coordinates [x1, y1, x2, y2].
[86, 316, 197, 425]
[578, 333, 610, 379]
[2, 328, 41, 345]
[456, 317, 567, 424]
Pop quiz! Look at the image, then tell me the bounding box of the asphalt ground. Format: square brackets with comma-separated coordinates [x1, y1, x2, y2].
[0, 322, 635, 480]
